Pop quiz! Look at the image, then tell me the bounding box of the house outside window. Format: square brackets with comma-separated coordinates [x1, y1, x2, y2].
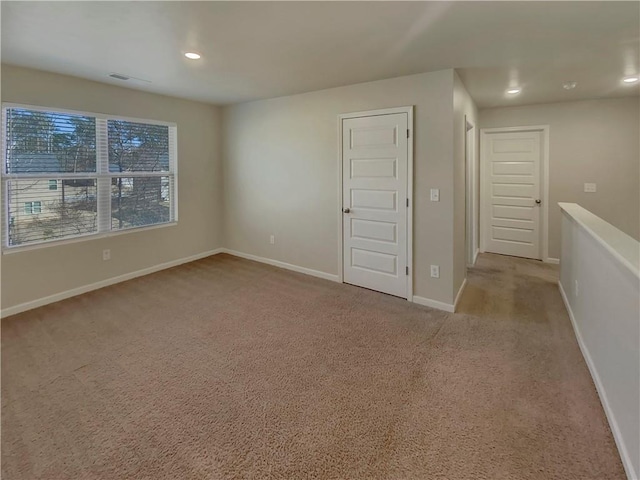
[48, 179, 58, 190]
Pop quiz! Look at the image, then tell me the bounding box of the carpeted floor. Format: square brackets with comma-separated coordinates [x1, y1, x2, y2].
[1, 253, 625, 479]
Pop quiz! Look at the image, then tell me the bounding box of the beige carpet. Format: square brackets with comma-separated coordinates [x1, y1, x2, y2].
[1, 253, 625, 479]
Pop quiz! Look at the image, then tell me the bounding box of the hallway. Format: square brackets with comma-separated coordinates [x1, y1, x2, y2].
[456, 253, 625, 477]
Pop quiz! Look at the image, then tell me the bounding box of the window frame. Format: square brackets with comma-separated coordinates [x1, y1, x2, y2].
[1, 103, 178, 252]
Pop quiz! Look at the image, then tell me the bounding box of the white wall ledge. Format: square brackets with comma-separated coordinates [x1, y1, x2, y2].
[559, 202, 640, 479]
[558, 202, 639, 278]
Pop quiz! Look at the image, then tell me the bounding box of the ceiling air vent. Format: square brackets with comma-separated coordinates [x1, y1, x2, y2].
[109, 73, 130, 81]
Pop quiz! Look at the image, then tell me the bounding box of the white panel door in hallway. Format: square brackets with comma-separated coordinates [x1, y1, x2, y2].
[342, 112, 409, 298]
[481, 129, 543, 260]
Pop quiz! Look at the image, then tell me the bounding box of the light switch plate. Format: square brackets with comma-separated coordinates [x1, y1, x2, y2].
[584, 183, 597, 193]
[430, 188, 440, 202]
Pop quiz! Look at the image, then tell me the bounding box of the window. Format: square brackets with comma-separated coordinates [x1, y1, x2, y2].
[2, 105, 177, 248]
[24, 201, 41, 214]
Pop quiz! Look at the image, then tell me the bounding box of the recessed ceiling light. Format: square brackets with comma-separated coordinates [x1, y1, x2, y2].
[563, 81, 577, 90]
[184, 52, 201, 60]
[623, 76, 639, 84]
[506, 88, 521, 95]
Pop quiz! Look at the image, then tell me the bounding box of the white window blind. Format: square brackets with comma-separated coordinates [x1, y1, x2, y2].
[2, 105, 177, 248]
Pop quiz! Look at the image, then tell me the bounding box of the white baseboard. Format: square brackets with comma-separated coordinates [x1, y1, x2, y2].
[221, 249, 340, 283]
[222, 250, 469, 315]
[412, 295, 455, 313]
[1, 248, 224, 319]
[413, 278, 466, 314]
[454, 278, 468, 311]
[545, 257, 560, 265]
[558, 282, 637, 480]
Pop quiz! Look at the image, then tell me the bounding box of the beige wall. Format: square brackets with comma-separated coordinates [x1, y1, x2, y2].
[223, 70, 460, 304]
[1, 65, 224, 310]
[453, 72, 478, 296]
[480, 97, 640, 259]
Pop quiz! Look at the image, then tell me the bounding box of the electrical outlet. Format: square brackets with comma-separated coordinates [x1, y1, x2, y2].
[269, 235, 275, 245]
[584, 183, 597, 193]
[430, 188, 440, 202]
[430, 265, 440, 278]
[575, 280, 579, 297]
[102, 249, 111, 261]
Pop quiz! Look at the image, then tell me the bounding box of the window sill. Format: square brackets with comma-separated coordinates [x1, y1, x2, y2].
[2, 221, 178, 255]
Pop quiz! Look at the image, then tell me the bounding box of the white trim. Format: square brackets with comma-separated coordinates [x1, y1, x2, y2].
[337, 106, 414, 300]
[542, 126, 550, 263]
[545, 257, 560, 265]
[1, 248, 223, 318]
[336, 117, 343, 283]
[453, 277, 467, 312]
[481, 125, 550, 134]
[338, 106, 415, 120]
[558, 282, 637, 480]
[221, 249, 339, 283]
[1, 108, 7, 247]
[465, 117, 476, 267]
[407, 107, 414, 302]
[473, 248, 479, 265]
[3, 221, 178, 255]
[171, 124, 179, 224]
[412, 295, 455, 313]
[480, 125, 550, 261]
[2, 248, 340, 319]
[2, 102, 177, 128]
[2, 171, 170, 180]
[559, 202, 639, 278]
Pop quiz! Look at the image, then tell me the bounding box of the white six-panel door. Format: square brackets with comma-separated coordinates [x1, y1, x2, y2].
[482, 129, 543, 260]
[342, 112, 409, 298]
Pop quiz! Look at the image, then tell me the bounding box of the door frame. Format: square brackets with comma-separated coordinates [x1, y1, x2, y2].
[337, 106, 414, 301]
[465, 116, 477, 266]
[480, 125, 551, 262]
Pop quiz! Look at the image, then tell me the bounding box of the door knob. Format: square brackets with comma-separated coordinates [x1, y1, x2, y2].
[343, 208, 351, 213]
[535, 199, 541, 204]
